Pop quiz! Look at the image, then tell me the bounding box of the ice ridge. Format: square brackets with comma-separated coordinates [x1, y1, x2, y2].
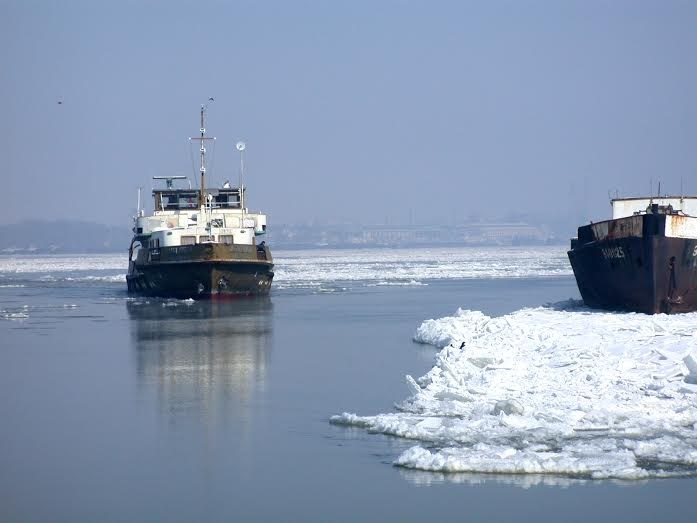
[332, 304, 697, 479]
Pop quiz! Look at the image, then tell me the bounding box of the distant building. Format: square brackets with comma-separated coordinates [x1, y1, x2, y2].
[270, 222, 556, 248]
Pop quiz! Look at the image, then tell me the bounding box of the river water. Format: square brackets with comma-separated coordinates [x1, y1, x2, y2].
[1, 247, 695, 522]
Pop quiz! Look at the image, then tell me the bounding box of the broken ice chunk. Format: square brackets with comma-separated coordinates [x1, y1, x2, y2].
[684, 354, 697, 384]
[492, 399, 524, 416]
[406, 375, 422, 395]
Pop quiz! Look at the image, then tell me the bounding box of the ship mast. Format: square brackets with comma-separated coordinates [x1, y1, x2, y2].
[199, 105, 206, 206]
[190, 100, 215, 207]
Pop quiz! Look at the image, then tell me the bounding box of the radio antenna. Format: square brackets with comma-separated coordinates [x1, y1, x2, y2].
[681, 176, 684, 201]
[236, 141, 246, 212]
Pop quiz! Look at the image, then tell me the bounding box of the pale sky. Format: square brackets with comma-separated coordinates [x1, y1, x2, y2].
[2, 0, 696, 230]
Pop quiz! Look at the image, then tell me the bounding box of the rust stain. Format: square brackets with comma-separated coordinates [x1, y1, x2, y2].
[665, 214, 697, 239]
[592, 216, 642, 241]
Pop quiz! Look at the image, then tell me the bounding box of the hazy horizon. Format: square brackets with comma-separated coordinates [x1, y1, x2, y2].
[3, 0, 696, 230]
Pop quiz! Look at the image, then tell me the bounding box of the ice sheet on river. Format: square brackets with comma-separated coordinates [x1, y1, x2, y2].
[275, 247, 570, 288]
[0, 247, 571, 290]
[332, 302, 697, 479]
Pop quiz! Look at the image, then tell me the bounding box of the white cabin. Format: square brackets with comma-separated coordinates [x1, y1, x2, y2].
[611, 196, 697, 219]
[133, 184, 267, 248]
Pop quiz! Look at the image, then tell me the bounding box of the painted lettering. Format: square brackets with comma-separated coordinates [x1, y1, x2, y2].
[601, 246, 625, 260]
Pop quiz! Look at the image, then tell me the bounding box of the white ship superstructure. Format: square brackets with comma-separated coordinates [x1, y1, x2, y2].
[127, 104, 274, 298]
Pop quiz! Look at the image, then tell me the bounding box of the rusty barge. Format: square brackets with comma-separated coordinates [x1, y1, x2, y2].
[126, 103, 273, 298]
[568, 196, 697, 314]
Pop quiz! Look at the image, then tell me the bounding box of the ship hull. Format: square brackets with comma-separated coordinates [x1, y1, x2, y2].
[127, 243, 274, 299]
[568, 216, 697, 314]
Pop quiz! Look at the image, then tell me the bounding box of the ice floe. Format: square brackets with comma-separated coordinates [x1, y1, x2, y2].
[0, 247, 570, 290]
[161, 299, 196, 307]
[367, 280, 427, 287]
[274, 246, 570, 288]
[1, 310, 29, 321]
[0, 303, 83, 322]
[0, 254, 126, 273]
[332, 302, 697, 479]
[65, 274, 127, 283]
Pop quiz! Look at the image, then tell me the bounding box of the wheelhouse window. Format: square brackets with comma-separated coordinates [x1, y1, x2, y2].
[154, 191, 200, 211]
[214, 191, 241, 208]
[153, 188, 242, 211]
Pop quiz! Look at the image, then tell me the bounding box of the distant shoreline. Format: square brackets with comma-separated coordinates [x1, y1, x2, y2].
[0, 241, 567, 256]
[0, 219, 567, 255]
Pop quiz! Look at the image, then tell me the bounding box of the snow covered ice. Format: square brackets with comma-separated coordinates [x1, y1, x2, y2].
[275, 247, 570, 289]
[0, 254, 126, 274]
[332, 302, 697, 479]
[0, 247, 571, 290]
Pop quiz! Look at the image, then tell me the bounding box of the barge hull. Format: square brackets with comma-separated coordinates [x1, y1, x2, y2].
[568, 235, 697, 314]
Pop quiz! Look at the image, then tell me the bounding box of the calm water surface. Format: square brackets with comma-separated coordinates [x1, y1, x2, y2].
[0, 250, 695, 522]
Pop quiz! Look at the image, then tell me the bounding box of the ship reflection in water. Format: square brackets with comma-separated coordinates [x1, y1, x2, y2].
[126, 298, 273, 424]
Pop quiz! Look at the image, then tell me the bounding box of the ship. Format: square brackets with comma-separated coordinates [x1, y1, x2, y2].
[568, 195, 697, 314]
[126, 103, 273, 298]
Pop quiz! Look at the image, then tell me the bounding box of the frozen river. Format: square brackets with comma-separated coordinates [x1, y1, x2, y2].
[1, 247, 696, 522]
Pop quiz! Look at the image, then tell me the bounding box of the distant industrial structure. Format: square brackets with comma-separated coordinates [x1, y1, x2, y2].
[271, 222, 557, 248]
[0, 220, 560, 254]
